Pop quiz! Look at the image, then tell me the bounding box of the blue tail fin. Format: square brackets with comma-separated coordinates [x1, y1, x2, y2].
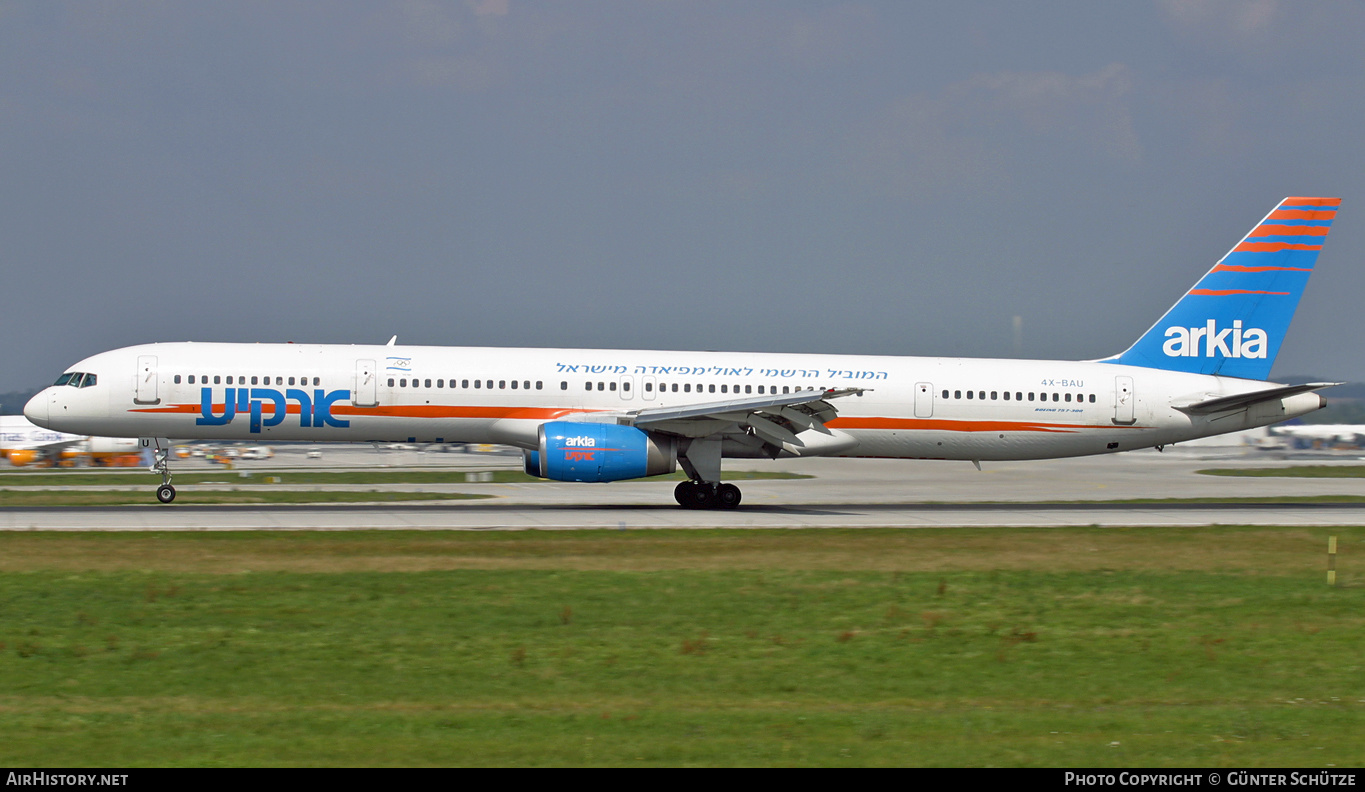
[1106, 197, 1338, 380]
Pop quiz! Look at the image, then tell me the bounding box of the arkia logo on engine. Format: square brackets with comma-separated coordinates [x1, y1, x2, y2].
[1162, 320, 1268, 359]
[563, 436, 597, 447]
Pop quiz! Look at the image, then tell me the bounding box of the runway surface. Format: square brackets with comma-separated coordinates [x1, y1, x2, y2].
[3, 500, 1365, 531]
[5, 445, 1365, 530]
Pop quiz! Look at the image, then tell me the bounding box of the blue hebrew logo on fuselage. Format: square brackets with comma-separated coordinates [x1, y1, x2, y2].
[196, 388, 350, 433]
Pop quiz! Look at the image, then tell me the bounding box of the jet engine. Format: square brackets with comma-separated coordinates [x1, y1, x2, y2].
[523, 421, 676, 483]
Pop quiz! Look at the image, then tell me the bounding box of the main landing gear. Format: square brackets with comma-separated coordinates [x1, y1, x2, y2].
[674, 481, 742, 510]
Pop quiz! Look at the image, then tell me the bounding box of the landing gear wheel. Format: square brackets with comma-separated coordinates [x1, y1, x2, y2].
[676, 481, 717, 509]
[156, 484, 176, 504]
[716, 483, 742, 510]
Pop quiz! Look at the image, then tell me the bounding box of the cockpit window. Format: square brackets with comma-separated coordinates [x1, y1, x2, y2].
[53, 371, 98, 387]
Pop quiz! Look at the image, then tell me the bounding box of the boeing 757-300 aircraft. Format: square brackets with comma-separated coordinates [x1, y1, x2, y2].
[25, 197, 1341, 507]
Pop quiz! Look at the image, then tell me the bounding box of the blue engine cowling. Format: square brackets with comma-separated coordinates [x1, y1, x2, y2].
[525, 422, 677, 483]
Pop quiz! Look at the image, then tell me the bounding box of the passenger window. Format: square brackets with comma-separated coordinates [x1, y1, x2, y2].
[425, 379, 432, 388]
[475, 380, 482, 389]
[1028, 393, 1034, 401]
[174, 375, 182, 384]
[1065, 393, 1072, 402]
[645, 382, 653, 392]
[288, 377, 295, 386]
[536, 381, 542, 390]
[967, 391, 973, 400]
[955, 390, 962, 399]
[942, 390, 949, 399]
[672, 384, 679, 392]
[560, 381, 567, 390]
[251, 376, 259, 385]
[312, 377, 320, 386]
[684, 384, 691, 393]
[720, 385, 727, 394]
[708, 384, 715, 393]
[1003, 392, 1010, 400]
[1016, 392, 1023, 401]
[511, 380, 518, 389]
[437, 380, 444, 388]
[400, 379, 408, 387]
[991, 391, 997, 400]
[622, 381, 630, 392]
[783, 386, 789, 394]
[1052, 393, 1059, 402]
[214, 376, 222, 385]
[188, 375, 195, 384]
[596, 382, 604, 391]
[387, 379, 394, 387]
[1089, 394, 1096, 403]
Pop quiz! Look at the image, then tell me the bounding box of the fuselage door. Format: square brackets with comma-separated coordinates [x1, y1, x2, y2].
[643, 375, 657, 401]
[355, 359, 378, 407]
[914, 382, 933, 418]
[134, 355, 159, 405]
[619, 375, 634, 401]
[1114, 375, 1135, 425]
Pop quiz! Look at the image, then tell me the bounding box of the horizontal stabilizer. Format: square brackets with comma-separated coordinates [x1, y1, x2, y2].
[1174, 382, 1339, 415]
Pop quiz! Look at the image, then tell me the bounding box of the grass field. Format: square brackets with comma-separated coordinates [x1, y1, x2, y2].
[0, 469, 810, 487]
[1, 527, 1361, 767]
[0, 490, 485, 506]
[1201, 466, 1365, 478]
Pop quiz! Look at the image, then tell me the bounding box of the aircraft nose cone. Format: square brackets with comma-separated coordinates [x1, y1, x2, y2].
[23, 391, 49, 426]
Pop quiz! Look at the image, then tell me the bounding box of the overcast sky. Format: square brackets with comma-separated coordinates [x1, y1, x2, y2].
[3, 0, 1363, 392]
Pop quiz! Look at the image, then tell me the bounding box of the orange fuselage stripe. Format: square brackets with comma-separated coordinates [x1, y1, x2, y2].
[131, 404, 1132, 433]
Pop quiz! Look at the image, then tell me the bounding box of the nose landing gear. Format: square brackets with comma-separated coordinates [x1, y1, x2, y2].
[142, 438, 175, 504]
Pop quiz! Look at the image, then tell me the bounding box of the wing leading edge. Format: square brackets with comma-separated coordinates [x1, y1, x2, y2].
[622, 387, 865, 454]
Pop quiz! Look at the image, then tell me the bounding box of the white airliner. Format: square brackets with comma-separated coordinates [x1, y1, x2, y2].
[1270, 424, 1365, 448]
[25, 197, 1341, 507]
[0, 414, 141, 467]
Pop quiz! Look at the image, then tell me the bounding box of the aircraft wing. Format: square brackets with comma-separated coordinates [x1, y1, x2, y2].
[1174, 382, 1340, 415]
[623, 388, 865, 447]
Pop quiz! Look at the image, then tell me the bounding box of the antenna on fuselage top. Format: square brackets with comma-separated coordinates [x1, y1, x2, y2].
[386, 335, 397, 346]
